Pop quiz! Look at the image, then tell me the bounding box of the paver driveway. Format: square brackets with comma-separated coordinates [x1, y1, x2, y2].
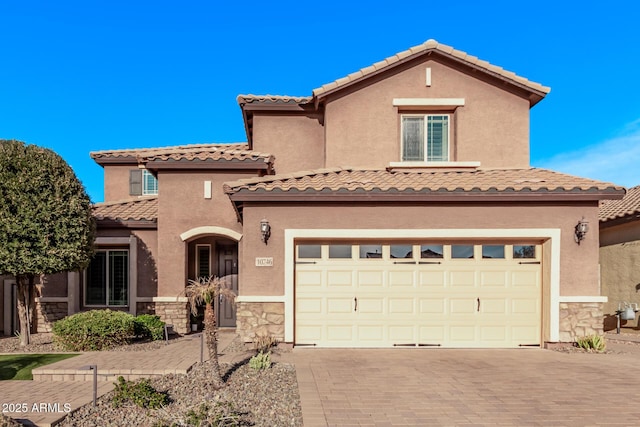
[291, 344, 640, 426]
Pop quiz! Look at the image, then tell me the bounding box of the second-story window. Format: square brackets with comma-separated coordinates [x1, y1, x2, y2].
[142, 170, 158, 195]
[401, 114, 449, 162]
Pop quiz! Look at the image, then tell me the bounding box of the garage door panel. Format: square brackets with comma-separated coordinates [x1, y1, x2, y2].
[480, 326, 507, 341]
[297, 270, 322, 287]
[511, 299, 539, 315]
[389, 298, 414, 314]
[482, 298, 507, 314]
[419, 325, 445, 342]
[296, 242, 542, 348]
[327, 298, 353, 314]
[480, 271, 507, 288]
[358, 270, 384, 287]
[357, 325, 384, 341]
[512, 271, 540, 287]
[327, 325, 354, 341]
[327, 270, 353, 287]
[450, 271, 476, 287]
[297, 298, 322, 314]
[389, 270, 414, 287]
[358, 298, 384, 314]
[450, 298, 476, 314]
[419, 298, 447, 314]
[389, 325, 415, 342]
[419, 271, 445, 287]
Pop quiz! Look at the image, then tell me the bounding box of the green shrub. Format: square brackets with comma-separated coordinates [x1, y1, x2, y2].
[249, 351, 271, 370]
[52, 309, 135, 351]
[112, 376, 169, 409]
[576, 334, 606, 352]
[134, 314, 165, 341]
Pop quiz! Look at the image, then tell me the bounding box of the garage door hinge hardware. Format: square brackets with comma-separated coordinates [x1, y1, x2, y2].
[418, 343, 442, 347]
[419, 261, 442, 265]
[295, 343, 317, 347]
[354, 297, 358, 312]
[518, 261, 541, 265]
[518, 344, 541, 347]
[295, 261, 317, 265]
[394, 343, 417, 347]
[393, 261, 416, 264]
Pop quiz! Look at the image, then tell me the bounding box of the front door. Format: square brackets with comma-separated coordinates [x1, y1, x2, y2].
[217, 244, 238, 327]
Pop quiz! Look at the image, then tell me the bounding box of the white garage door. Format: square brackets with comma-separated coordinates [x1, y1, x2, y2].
[295, 242, 541, 348]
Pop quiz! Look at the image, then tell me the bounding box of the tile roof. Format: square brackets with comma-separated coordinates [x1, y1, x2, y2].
[92, 197, 158, 222]
[312, 39, 550, 99]
[90, 143, 273, 165]
[599, 185, 639, 222]
[224, 167, 623, 197]
[236, 94, 312, 105]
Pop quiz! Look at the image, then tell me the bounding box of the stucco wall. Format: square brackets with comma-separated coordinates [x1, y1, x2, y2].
[156, 171, 249, 297]
[239, 202, 600, 298]
[323, 60, 531, 169]
[252, 115, 324, 174]
[133, 229, 158, 298]
[600, 221, 640, 317]
[103, 164, 139, 202]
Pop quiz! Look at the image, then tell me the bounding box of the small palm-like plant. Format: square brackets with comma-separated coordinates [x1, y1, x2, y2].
[185, 275, 236, 387]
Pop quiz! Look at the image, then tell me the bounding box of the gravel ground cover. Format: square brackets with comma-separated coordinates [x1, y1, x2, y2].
[1, 334, 302, 426]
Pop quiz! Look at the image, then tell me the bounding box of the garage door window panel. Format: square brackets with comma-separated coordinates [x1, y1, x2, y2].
[451, 245, 474, 259]
[513, 245, 536, 259]
[329, 245, 353, 259]
[390, 244, 414, 259]
[298, 244, 322, 259]
[420, 244, 444, 259]
[359, 244, 383, 259]
[482, 245, 505, 259]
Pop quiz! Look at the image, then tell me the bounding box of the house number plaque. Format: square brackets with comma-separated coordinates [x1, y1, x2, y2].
[255, 257, 274, 267]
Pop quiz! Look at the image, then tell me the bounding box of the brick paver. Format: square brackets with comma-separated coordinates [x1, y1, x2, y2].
[290, 343, 640, 426]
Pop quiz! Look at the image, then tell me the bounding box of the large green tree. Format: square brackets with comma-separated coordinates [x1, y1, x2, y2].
[0, 140, 95, 346]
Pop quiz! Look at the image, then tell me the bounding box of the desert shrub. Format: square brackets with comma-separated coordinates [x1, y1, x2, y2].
[249, 351, 272, 370]
[575, 334, 606, 352]
[134, 314, 165, 341]
[253, 332, 277, 353]
[52, 309, 135, 351]
[112, 376, 169, 409]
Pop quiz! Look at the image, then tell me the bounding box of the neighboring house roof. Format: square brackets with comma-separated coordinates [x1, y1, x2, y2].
[92, 197, 158, 228]
[599, 185, 639, 223]
[311, 39, 550, 103]
[224, 167, 624, 202]
[91, 143, 274, 170]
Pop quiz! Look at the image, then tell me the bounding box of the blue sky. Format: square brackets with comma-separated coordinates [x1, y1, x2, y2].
[1, 1, 639, 202]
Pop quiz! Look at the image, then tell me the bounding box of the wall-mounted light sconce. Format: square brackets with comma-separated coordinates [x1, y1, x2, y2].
[260, 218, 271, 244]
[574, 218, 589, 244]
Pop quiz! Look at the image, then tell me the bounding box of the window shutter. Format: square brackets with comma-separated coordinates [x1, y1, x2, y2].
[129, 170, 142, 195]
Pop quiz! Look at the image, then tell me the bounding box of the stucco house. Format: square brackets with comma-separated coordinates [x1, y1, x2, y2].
[599, 185, 640, 330]
[1, 39, 625, 348]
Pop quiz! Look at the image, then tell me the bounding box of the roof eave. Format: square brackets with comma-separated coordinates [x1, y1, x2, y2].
[143, 159, 272, 171]
[227, 189, 624, 203]
[95, 218, 158, 229]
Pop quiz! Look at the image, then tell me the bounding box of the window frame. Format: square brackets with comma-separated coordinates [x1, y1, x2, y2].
[400, 113, 450, 162]
[195, 244, 212, 278]
[142, 169, 158, 195]
[84, 249, 129, 307]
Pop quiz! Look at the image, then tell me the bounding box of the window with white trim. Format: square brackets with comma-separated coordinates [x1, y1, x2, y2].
[85, 250, 129, 306]
[401, 114, 449, 162]
[143, 169, 158, 195]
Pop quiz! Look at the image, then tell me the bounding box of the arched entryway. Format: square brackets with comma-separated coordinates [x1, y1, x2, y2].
[180, 227, 241, 329]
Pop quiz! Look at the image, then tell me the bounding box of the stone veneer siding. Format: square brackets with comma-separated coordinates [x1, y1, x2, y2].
[236, 302, 284, 343]
[155, 302, 189, 334]
[559, 302, 604, 342]
[35, 301, 68, 332]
